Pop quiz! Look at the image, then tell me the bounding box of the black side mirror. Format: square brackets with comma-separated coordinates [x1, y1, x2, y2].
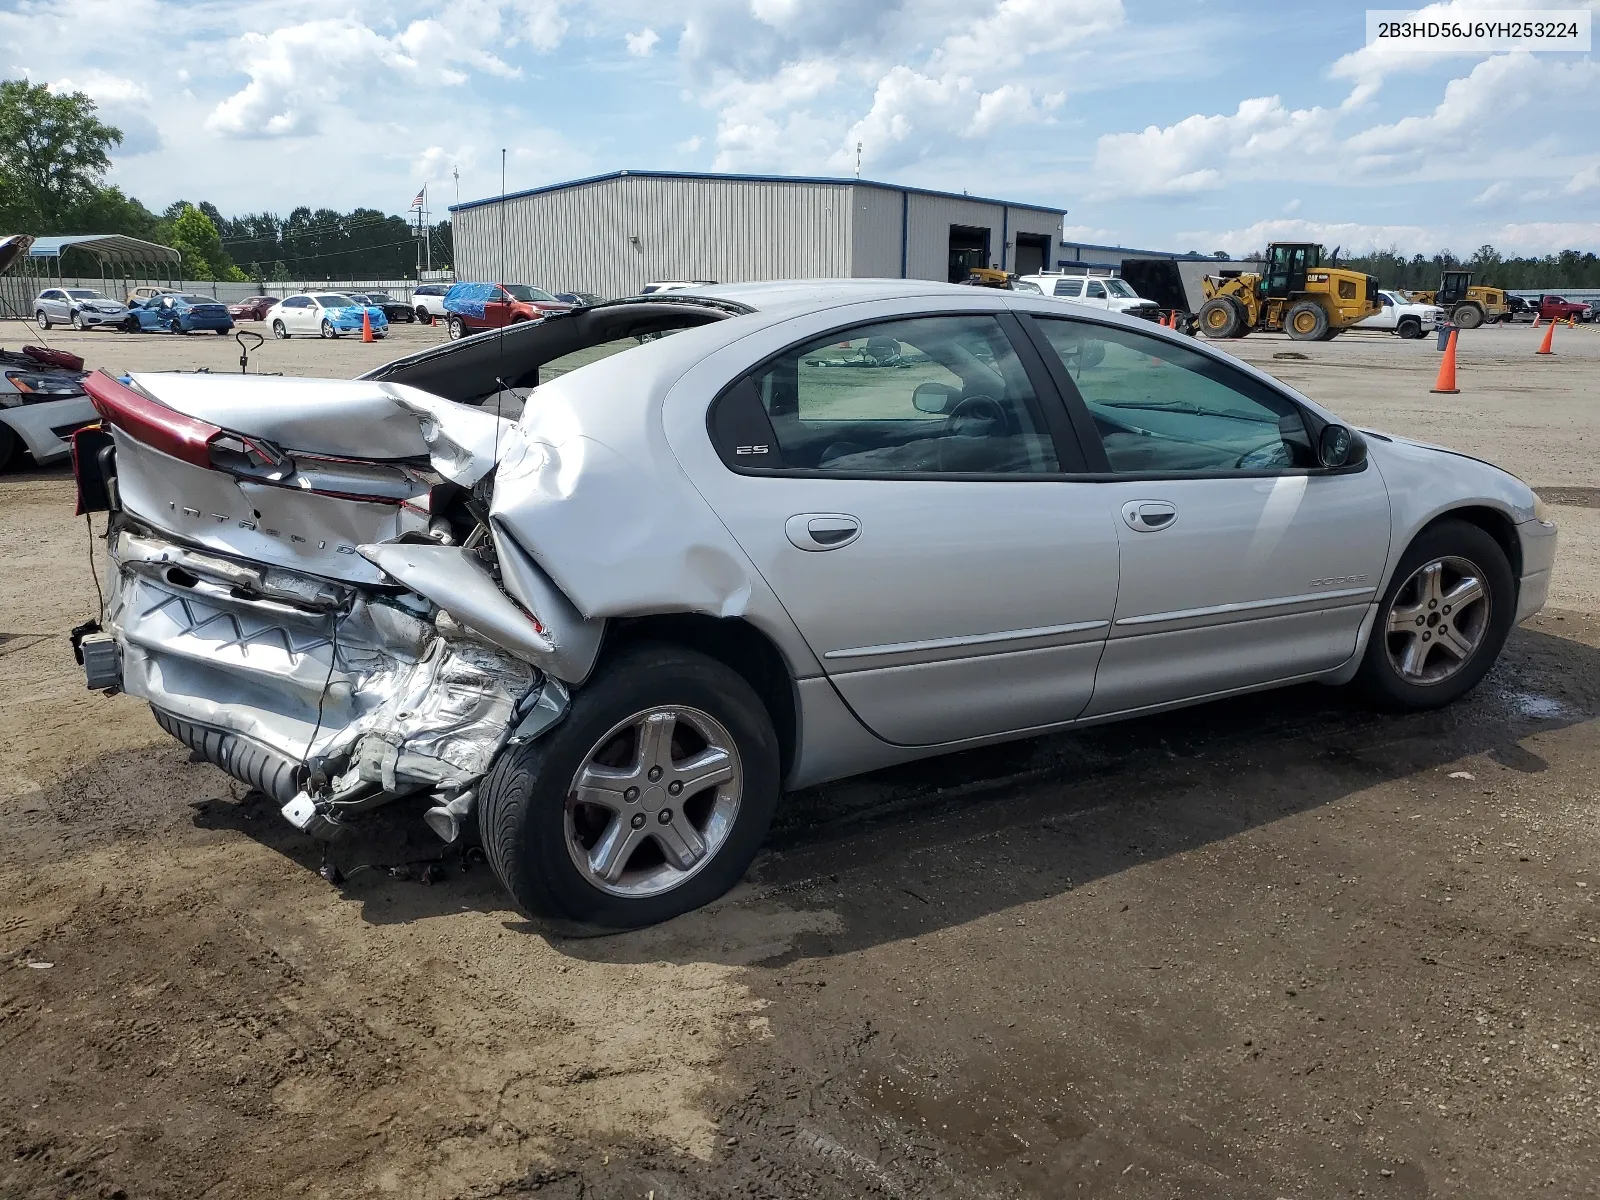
[1318, 423, 1355, 468]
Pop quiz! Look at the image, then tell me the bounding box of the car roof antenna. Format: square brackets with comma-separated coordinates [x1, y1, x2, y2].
[235, 328, 264, 374]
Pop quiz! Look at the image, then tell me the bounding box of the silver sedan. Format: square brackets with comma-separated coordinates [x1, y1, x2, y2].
[74, 280, 1556, 928]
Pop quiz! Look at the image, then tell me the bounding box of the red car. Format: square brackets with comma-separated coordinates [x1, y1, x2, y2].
[1536, 295, 1592, 323]
[442, 282, 574, 339]
[228, 295, 278, 321]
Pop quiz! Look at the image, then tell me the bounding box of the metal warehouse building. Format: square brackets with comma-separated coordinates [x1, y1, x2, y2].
[450, 170, 1066, 299]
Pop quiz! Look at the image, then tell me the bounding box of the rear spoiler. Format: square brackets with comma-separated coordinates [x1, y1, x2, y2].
[83, 371, 222, 468]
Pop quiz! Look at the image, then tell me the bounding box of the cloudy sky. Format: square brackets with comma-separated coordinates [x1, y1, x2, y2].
[4, 0, 1597, 256]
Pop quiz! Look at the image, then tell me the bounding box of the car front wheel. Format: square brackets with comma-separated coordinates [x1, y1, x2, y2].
[36, 310, 50, 330]
[1397, 316, 1421, 339]
[272, 320, 289, 339]
[447, 315, 466, 340]
[1356, 518, 1515, 710]
[73, 311, 89, 331]
[478, 643, 780, 930]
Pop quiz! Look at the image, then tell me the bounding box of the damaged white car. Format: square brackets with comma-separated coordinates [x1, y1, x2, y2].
[72, 281, 1556, 928]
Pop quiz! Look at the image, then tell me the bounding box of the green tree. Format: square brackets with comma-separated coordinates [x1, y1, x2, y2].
[0, 78, 123, 230]
[164, 202, 244, 281]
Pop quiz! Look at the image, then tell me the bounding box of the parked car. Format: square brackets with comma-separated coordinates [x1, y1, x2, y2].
[72, 279, 1557, 929]
[1536, 295, 1592, 323]
[412, 283, 451, 324]
[640, 280, 717, 294]
[441, 282, 573, 340]
[1015, 273, 1162, 321]
[554, 290, 606, 307]
[33, 287, 128, 331]
[266, 293, 389, 339]
[126, 285, 177, 306]
[228, 295, 278, 321]
[1501, 295, 1536, 323]
[124, 293, 235, 336]
[0, 344, 95, 470]
[347, 291, 416, 324]
[1356, 289, 1442, 339]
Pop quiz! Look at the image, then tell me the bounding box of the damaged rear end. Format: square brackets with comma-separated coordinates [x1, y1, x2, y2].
[75, 368, 598, 844]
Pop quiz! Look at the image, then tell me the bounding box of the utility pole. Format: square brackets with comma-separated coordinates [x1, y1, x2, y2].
[855, 142, 862, 179]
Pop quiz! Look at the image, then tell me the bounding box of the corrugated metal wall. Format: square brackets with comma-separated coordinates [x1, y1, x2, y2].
[454, 175, 1066, 296]
[456, 176, 858, 299]
[848, 186, 905, 278]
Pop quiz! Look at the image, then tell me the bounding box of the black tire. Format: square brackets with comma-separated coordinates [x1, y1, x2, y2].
[447, 315, 466, 340]
[216, 328, 229, 335]
[36, 310, 50, 330]
[122, 316, 139, 333]
[171, 319, 186, 336]
[0, 420, 17, 472]
[1356, 518, 1516, 711]
[272, 319, 289, 339]
[1198, 297, 1243, 339]
[1285, 300, 1330, 341]
[73, 311, 89, 331]
[415, 307, 431, 324]
[1454, 303, 1484, 330]
[479, 643, 781, 930]
[1397, 316, 1421, 339]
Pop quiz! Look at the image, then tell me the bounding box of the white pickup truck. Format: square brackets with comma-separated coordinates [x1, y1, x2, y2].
[1015, 273, 1163, 321]
[1357, 290, 1443, 339]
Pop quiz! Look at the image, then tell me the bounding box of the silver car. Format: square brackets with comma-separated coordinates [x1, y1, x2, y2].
[71, 280, 1557, 928]
[0, 351, 95, 469]
[34, 287, 129, 331]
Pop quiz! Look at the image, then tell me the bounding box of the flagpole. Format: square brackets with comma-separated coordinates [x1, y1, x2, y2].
[423, 184, 431, 274]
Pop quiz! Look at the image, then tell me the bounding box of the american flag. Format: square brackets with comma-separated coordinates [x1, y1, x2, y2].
[410, 187, 425, 210]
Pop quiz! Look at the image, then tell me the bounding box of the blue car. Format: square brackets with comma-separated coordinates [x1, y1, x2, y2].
[124, 293, 235, 336]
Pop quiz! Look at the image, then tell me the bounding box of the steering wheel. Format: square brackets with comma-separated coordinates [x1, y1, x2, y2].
[943, 394, 1007, 438]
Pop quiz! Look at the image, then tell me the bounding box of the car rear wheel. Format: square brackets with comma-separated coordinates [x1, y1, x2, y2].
[447, 315, 466, 340]
[1396, 316, 1421, 339]
[1356, 518, 1515, 710]
[272, 320, 289, 340]
[478, 643, 780, 930]
[320, 319, 337, 339]
[216, 328, 229, 335]
[1285, 300, 1330, 341]
[416, 307, 431, 324]
[36, 310, 50, 330]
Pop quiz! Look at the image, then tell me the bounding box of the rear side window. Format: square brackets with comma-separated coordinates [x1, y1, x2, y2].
[712, 314, 1059, 476]
[1053, 279, 1083, 297]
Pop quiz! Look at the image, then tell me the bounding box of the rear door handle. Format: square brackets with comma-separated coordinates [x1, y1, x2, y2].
[785, 513, 862, 551]
[1121, 500, 1177, 532]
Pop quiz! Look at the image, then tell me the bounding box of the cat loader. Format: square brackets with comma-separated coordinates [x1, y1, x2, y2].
[1197, 243, 1381, 341]
[1408, 270, 1507, 329]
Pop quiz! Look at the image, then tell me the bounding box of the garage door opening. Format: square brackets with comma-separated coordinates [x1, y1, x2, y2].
[1013, 233, 1050, 278]
[948, 226, 990, 283]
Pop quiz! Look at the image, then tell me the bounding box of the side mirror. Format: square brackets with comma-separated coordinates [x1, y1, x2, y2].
[1318, 423, 1357, 468]
[912, 381, 959, 414]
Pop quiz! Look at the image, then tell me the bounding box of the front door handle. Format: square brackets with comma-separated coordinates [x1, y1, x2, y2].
[785, 513, 862, 551]
[1121, 500, 1177, 533]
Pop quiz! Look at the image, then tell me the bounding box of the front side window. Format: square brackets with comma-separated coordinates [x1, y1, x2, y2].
[1034, 317, 1313, 474]
[1085, 280, 1107, 299]
[723, 315, 1059, 475]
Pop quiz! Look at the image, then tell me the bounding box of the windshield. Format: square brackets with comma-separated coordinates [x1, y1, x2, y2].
[1105, 279, 1138, 298]
[67, 290, 101, 300]
[503, 284, 557, 303]
[316, 294, 357, 307]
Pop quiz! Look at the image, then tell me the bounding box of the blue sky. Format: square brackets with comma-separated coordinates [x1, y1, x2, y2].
[3, 0, 1596, 256]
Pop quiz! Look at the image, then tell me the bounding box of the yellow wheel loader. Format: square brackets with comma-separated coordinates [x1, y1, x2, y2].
[1408, 270, 1507, 329]
[1197, 243, 1381, 341]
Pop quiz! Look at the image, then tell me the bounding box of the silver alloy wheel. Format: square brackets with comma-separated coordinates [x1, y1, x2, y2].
[1383, 555, 1490, 685]
[564, 705, 743, 898]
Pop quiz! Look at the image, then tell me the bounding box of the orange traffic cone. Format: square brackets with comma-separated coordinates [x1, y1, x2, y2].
[1567, 315, 1576, 328]
[1537, 319, 1556, 355]
[1430, 329, 1460, 394]
[361, 309, 374, 343]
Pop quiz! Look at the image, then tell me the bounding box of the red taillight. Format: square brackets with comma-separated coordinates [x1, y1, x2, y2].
[82, 371, 220, 468]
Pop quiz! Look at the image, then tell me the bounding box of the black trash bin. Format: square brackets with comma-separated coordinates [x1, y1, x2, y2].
[1435, 321, 1457, 350]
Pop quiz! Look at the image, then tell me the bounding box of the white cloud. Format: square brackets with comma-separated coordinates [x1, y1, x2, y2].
[625, 28, 660, 56]
[1091, 96, 1333, 197]
[1565, 164, 1600, 197]
[1493, 221, 1600, 255]
[49, 71, 161, 155]
[1177, 217, 1436, 258]
[938, 0, 1124, 72]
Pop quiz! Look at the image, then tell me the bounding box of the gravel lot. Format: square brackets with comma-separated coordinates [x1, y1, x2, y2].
[2, 315, 1598, 1199]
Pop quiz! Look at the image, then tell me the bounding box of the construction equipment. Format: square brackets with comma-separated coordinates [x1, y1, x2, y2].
[1409, 270, 1507, 329]
[961, 267, 1017, 288]
[1197, 243, 1380, 342]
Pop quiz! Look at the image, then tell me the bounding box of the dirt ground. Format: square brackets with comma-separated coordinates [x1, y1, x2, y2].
[2, 315, 1598, 1199]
